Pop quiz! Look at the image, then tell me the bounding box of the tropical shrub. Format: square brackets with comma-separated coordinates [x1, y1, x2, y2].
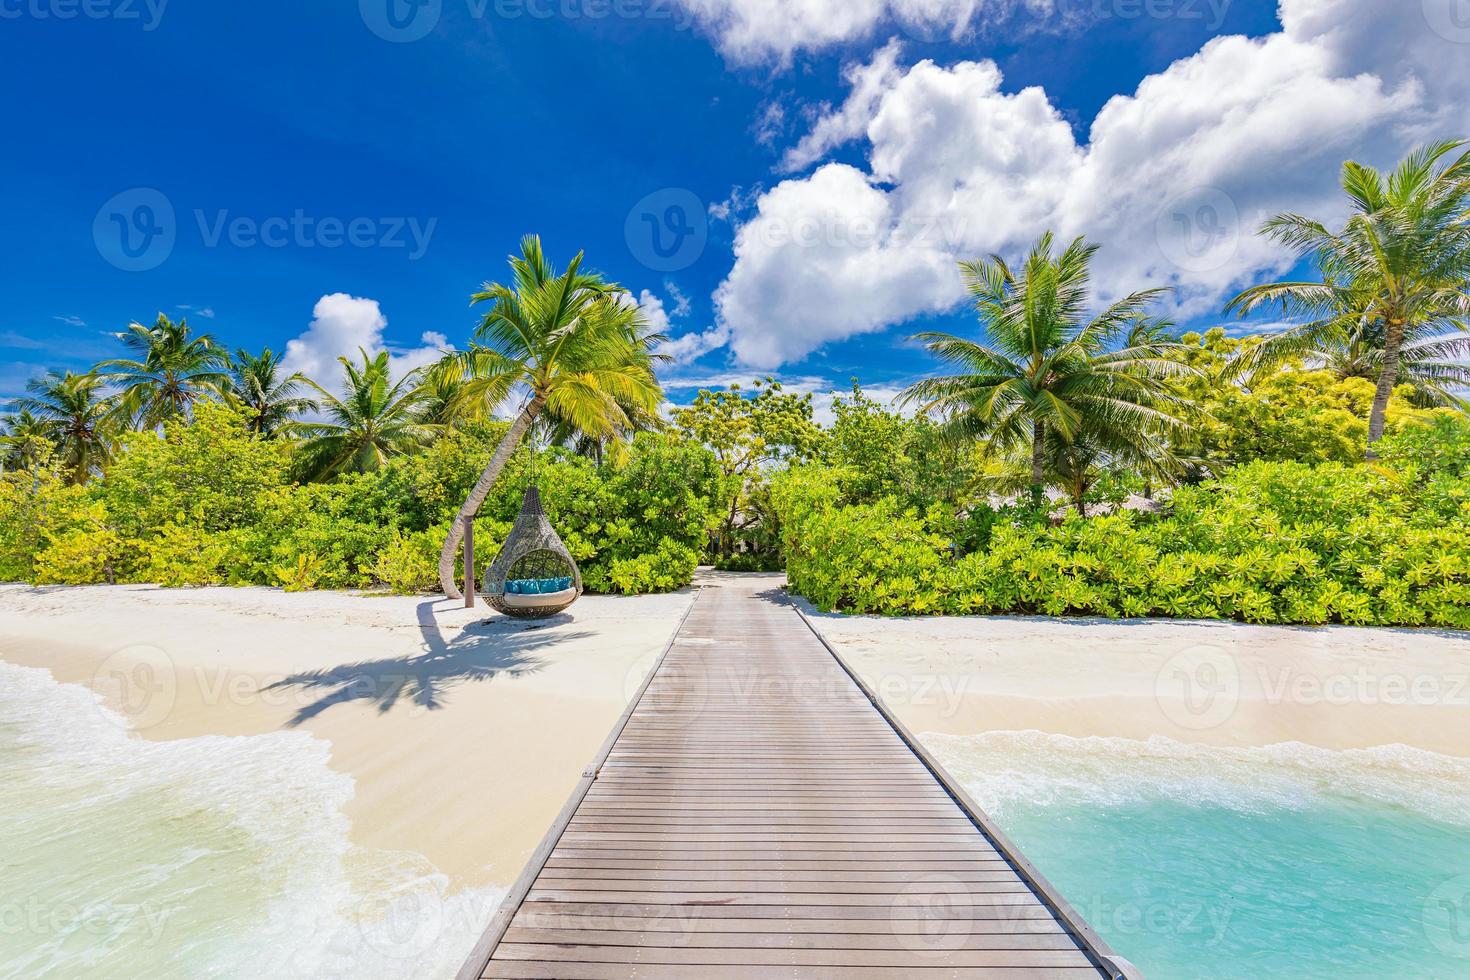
[773, 458, 1470, 628]
[32, 502, 121, 586]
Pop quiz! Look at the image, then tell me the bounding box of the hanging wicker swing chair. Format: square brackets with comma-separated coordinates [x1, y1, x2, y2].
[483, 486, 583, 619]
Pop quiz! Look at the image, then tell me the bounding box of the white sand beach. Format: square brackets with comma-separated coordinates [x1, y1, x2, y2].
[802, 603, 1470, 757]
[0, 582, 696, 894]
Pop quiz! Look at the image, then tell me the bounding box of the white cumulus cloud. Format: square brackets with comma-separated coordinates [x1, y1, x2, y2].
[713, 0, 1470, 368]
[281, 293, 448, 386]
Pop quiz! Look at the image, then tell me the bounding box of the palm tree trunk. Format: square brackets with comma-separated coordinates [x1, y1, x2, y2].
[1030, 420, 1046, 508]
[1366, 320, 1405, 459]
[438, 393, 546, 599]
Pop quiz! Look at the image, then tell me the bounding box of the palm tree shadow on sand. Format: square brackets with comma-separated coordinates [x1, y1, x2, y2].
[266, 601, 588, 726]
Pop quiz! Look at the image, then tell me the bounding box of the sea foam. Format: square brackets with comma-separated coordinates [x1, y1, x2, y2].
[0, 661, 503, 979]
[921, 729, 1470, 827]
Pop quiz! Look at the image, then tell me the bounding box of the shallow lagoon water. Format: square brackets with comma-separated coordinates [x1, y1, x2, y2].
[927, 731, 1470, 979]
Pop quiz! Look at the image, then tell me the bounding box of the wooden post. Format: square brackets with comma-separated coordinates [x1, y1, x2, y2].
[463, 516, 476, 609]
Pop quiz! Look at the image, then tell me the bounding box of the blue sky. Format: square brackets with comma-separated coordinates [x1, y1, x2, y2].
[2, 0, 1463, 411]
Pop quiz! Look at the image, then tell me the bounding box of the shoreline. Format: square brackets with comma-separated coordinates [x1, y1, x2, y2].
[800, 602, 1470, 758]
[0, 582, 698, 895]
[4, 577, 1468, 896]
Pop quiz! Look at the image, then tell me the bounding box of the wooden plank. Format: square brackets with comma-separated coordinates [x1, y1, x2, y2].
[456, 579, 1136, 980]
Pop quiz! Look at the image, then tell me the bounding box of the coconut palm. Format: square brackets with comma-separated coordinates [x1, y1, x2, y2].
[293, 350, 432, 481]
[0, 410, 53, 472]
[1227, 140, 1470, 456]
[1321, 320, 1470, 410]
[979, 421, 1182, 517]
[100, 314, 231, 428]
[435, 236, 665, 599]
[415, 362, 491, 429]
[228, 348, 318, 437]
[901, 233, 1191, 506]
[10, 372, 118, 483]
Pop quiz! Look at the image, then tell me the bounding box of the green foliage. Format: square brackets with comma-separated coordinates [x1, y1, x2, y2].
[101, 402, 292, 543]
[673, 378, 824, 563]
[600, 539, 702, 595]
[1171, 329, 1439, 473]
[368, 529, 444, 595]
[137, 521, 239, 588]
[0, 466, 101, 582]
[32, 500, 120, 586]
[275, 553, 328, 593]
[827, 383, 983, 507]
[773, 457, 1470, 628]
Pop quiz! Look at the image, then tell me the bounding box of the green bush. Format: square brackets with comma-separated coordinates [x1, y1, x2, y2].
[32, 503, 121, 586]
[368, 528, 443, 595]
[773, 457, 1470, 628]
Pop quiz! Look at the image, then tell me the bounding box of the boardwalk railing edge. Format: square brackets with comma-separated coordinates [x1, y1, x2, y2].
[793, 602, 1146, 980]
[454, 586, 705, 980]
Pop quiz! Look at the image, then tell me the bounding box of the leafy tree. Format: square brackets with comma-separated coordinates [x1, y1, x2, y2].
[228, 348, 317, 437]
[295, 350, 432, 481]
[1228, 140, 1470, 456]
[100, 314, 232, 428]
[10, 371, 118, 484]
[1171, 328, 1440, 473]
[902, 232, 1191, 504]
[0, 410, 53, 472]
[434, 236, 665, 599]
[1320, 320, 1470, 410]
[673, 378, 824, 562]
[826, 383, 982, 507]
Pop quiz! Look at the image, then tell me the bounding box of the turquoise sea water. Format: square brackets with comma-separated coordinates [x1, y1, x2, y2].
[0, 661, 502, 980]
[927, 732, 1470, 980]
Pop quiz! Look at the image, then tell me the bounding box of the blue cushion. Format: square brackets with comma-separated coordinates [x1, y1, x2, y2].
[561, 577, 573, 591]
[506, 581, 520, 595]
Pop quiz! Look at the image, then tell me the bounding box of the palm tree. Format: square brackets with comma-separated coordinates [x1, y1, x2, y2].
[1227, 140, 1470, 456]
[415, 362, 492, 429]
[1321, 320, 1470, 410]
[901, 233, 1191, 506]
[228, 348, 318, 437]
[0, 410, 53, 472]
[435, 236, 665, 599]
[100, 314, 231, 428]
[293, 350, 432, 481]
[11, 372, 118, 483]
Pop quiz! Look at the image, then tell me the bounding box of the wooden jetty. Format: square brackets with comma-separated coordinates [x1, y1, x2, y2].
[458, 577, 1140, 979]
